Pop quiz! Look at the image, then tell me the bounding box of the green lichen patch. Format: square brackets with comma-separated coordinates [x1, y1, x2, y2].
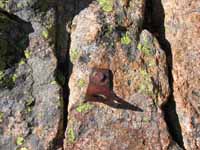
[24, 50, 32, 59]
[121, 33, 132, 45]
[0, 112, 4, 123]
[98, 0, 113, 12]
[20, 147, 28, 150]
[26, 107, 32, 113]
[0, 0, 9, 10]
[16, 1, 30, 10]
[25, 98, 34, 106]
[67, 128, 76, 143]
[139, 69, 153, 96]
[57, 97, 64, 109]
[70, 48, 79, 62]
[0, 71, 5, 81]
[99, 24, 115, 51]
[12, 74, 17, 82]
[137, 43, 142, 51]
[139, 83, 153, 95]
[16, 136, 24, 146]
[0, 71, 6, 86]
[142, 116, 150, 123]
[77, 79, 86, 88]
[76, 103, 93, 113]
[138, 31, 156, 56]
[25, 97, 34, 113]
[50, 80, 57, 85]
[140, 69, 148, 78]
[148, 59, 156, 67]
[42, 30, 49, 39]
[19, 59, 26, 65]
[137, 42, 154, 56]
[16, 2, 23, 9]
[41, 22, 55, 43]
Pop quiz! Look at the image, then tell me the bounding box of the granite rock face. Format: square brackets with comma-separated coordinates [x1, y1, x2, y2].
[0, 0, 199, 149]
[162, 0, 200, 149]
[64, 1, 176, 149]
[0, 1, 63, 150]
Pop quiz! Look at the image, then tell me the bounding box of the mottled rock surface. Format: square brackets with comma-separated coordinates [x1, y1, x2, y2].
[162, 0, 200, 149]
[0, 1, 63, 150]
[64, 1, 176, 149]
[0, 0, 199, 149]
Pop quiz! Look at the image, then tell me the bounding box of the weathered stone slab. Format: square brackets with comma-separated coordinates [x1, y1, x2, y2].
[64, 1, 174, 149]
[0, 1, 63, 150]
[162, 0, 200, 149]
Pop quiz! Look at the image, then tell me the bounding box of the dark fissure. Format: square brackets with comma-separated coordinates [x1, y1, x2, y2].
[143, 0, 185, 149]
[53, 0, 93, 149]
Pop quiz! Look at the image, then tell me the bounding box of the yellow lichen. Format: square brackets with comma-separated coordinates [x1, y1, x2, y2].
[24, 50, 32, 59]
[70, 48, 79, 62]
[76, 103, 93, 113]
[42, 30, 49, 39]
[16, 136, 24, 146]
[139, 69, 153, 96]
[98, 0, 113, 12]
[20, 147, 28, 150]
[77, 79, 86, 88]
[12, 74, 17, 82]
[67, 128, 75, 143]
[0, 112, 3, 123]
[121, 33, 132, 45]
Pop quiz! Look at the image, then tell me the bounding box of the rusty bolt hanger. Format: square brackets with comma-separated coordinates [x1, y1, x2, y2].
[85, 68, 143, 112]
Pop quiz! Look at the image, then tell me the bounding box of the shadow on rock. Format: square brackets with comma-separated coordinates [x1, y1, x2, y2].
[0, 9, 33, 89]
[143, 0, 185, 149]
[50, 0, 94, 149]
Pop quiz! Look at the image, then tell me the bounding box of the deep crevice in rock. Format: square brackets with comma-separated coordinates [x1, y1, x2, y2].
[51, 0, 72, 149]
[52, 0, 93, 149]
[143, 0, 185, 149]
